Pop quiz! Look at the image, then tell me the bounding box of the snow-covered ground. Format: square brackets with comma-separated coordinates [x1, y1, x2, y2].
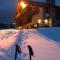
[0, 27, 60, 60]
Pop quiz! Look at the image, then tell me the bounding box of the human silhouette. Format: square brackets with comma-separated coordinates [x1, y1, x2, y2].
[27, 45, 34, 60]
[15, 44, 21, 60]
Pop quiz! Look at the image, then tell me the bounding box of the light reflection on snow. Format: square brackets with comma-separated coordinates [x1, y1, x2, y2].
[0, 29, 19, 50]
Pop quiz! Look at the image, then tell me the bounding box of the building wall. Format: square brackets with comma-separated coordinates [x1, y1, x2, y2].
[32, 7, 44, 24]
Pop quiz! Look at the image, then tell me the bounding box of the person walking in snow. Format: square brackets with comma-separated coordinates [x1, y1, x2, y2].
[27, 45, 34, 60]
[15, 44, 21, 60]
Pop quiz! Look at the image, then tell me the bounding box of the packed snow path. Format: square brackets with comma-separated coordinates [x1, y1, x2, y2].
[0, 28, 60, 60]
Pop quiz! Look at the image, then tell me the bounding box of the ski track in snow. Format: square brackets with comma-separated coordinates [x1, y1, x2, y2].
[0, 28, 60, 60]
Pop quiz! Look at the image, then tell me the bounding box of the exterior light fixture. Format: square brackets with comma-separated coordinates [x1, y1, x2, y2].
[44, 19, 48, 24]
[38, 19, 42, 24]
[20, 1, 27, 9]
[16, 1, 27, 18]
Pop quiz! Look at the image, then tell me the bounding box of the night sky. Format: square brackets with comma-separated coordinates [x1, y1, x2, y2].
[0, 0, 60, 23]
[56, 0, 60, 6]
[32, 0, 60, 6]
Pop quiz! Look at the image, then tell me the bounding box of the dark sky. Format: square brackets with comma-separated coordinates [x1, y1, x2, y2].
[32, 0, 60, 6]
[56, 0, 60, 6]
[0, 0, 18, 23]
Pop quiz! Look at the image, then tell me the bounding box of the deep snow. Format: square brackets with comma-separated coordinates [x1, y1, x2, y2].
[0, 27, 60, 60]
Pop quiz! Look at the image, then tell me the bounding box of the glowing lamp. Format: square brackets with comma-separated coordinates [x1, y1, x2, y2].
[44, 19, 48, 24]
[20, 1, 27, 9]
[38, 19, 42, 24]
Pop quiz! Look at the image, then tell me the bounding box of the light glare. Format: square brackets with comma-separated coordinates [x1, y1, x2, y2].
[38, 19, 42, 24]
[44, 19, 48, 24]
[20, 1, 27, 9]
